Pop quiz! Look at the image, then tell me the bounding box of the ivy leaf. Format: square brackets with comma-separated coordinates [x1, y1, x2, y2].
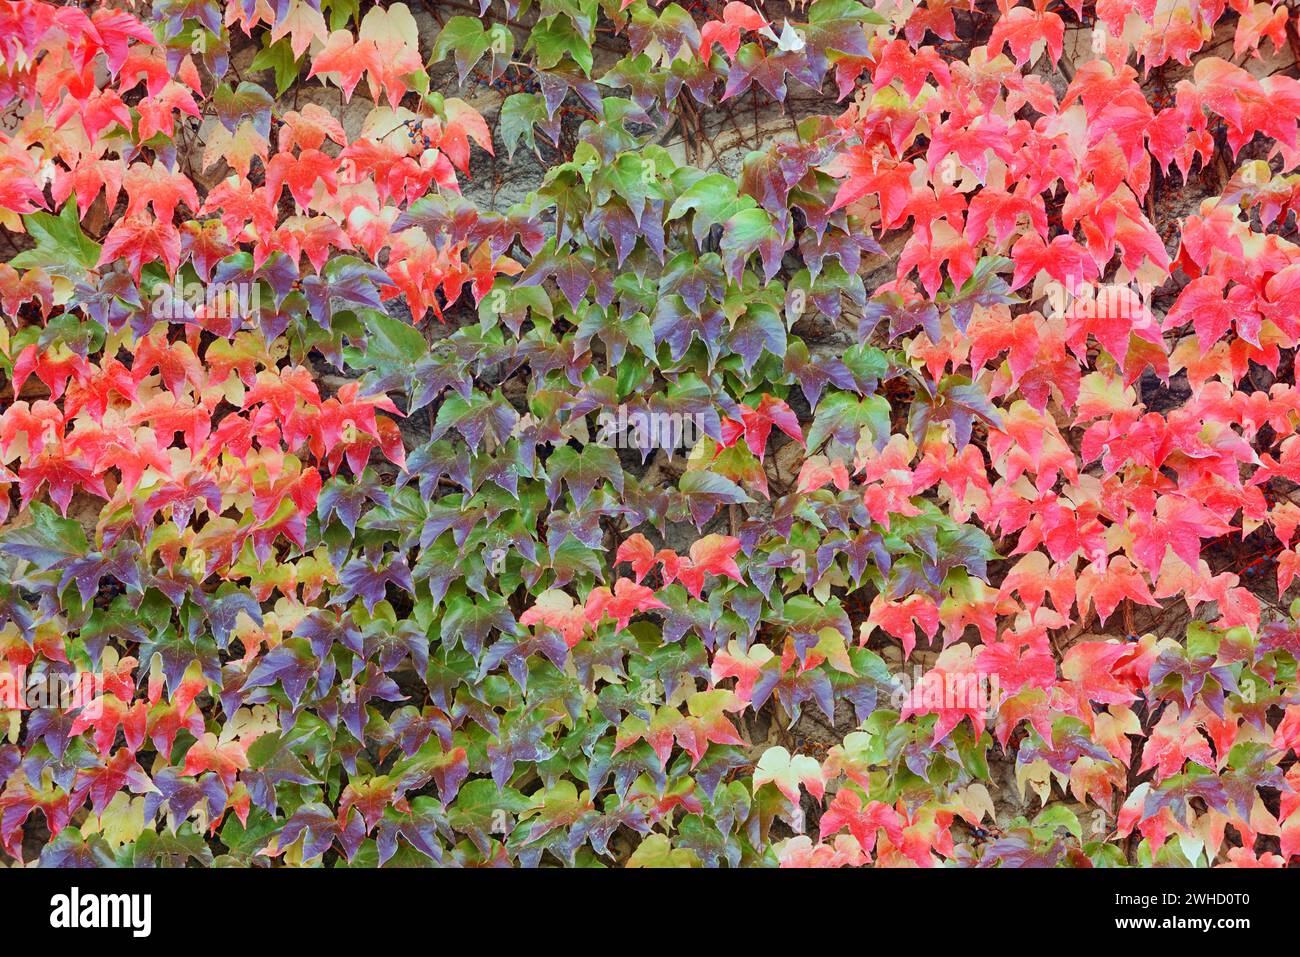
[335, 554, 415, 614]
[720, 207, 787, 284]
[544, 444, 623, 509]
[441, 593, 518, 661]
[677, 471, 752, 528]
[909, 375, 1003, 449]
[526, 14, 594, 75]
[250, 38, 302, 95]
[430, 390, 519, 453]
[627, 833, 702, 867]
[0, 503, 88, 570]
[726, 303, 787, 374]
[806, 391, 891, 454]
[667, 172, 758, 245]
[244, 639, 321, 709]
[860, 291, 941, 344]
[430, 17, 490, 84]
[14, 203, 102, 276]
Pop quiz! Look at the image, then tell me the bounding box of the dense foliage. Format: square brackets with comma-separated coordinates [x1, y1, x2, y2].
[0, 0, 1298, 868]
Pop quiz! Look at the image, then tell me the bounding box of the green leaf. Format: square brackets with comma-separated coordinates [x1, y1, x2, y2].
[526, 14, 594, 75]
[626, 833, 702, 867]
[499, 93, 550, 159]
[14, 202, 102, 274]
[250, 38, 301, 95]
[430, 17, 491, 83]
[0, 502, 88, 570]
[668, 172, 758, 243]
[805, 391, 891, 453]
[1033, 805, 1082, 841]
[353, 310, 429, 372]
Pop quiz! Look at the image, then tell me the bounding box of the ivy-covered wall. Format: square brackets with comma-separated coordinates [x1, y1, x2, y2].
[0, 0, 1298, 868]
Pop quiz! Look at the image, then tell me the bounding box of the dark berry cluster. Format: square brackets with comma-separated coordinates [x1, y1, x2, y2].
[474, 64, 540, 95]
[407, 118, 433, 150]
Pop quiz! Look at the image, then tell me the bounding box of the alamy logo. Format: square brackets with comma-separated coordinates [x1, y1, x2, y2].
[151, 278, 260, 321]
[1042, 276, 1154, 320]
[889, 666, 1004, 719]
[594, 405, 706, 456]
[49, 888, 152, 938]
[0, 669, 108, 717]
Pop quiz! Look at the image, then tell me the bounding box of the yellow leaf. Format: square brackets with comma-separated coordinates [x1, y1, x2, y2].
[202, 121, 269, 177]
[271, 0, 329, 59]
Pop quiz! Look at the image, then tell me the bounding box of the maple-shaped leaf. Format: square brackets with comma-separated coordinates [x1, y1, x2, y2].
[544, 443, 623, 509]
[616, 533, 659, 584]
[625, 833, 701, 868]
[1140, 706, 1215, 783]
[700, 2, 768, 58]
[73, 748, 153, 817]
[1075, 556, 1159, 624]
[69, 693, 147, 755]
[1163, 274, 1261, 350]
[264, 148, 338, 210]
[430, 16, 495, 85]
[270, 0, 329, 58]
[122, 161, 199, 221]
[308, 30, 382, 101]
[55, 541, 143, 604]
[719, 206, 789, 283]
[435, 99, 494, 174]
[0, 502, 88, 570]
[686, 534, 744, 585]
[213, 81, 274, 138]
[711, 638, 777, 706]
[334, 553, 415, 614]
[826, 149, 915, 222]
[910, 374, 1004, 450]
[14, 202, 102, 276]
[675, 690, 746, 766]
[1060, 641, 1142, 707]
[675, 470, 752, 528]
[818, 788, 904, 857]
[987, 4, 1064, 66]
[243, 639, 321, 709]
[51, 155, 124, 221]
[996, 551, 1076, 617]
[519, 589, 587, 647]
[1131, 494, 1233, 576]
[98, 214, 180, 280]
[796, 454, 851, 493]
[310, 5, 424, 108]
[279, 103, 348, 153]
[784, 341, 859, 409]
[862, 593, 940, 660]
[753, 745, 825, 804]
[584, 578, 666, 631]
[720, 394, 804, 462]
[181, 732, 249, 792]
[273, 802, 348, 861]
[900, 645, 992, 743]
[870, 41, 948, 102]
[50, 88, 133, 146]
[242, 731, 323, 817]
[178, 219, 234, 283]
[18, 445, 109, 517]
[860, 289, 941, 344]
[0, 765, 76, 859]
[429, 390, 519, 453]
[805, 391, 891, 455]
[441, 593, 517, 661]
